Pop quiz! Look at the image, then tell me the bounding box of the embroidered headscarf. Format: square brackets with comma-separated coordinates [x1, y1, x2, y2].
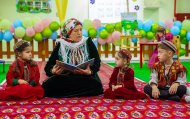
[62, 18, 82, 38]
[14, 40, 31, 53]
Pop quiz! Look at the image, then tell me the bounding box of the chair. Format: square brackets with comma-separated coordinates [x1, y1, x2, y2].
[0, 59, 5, 72]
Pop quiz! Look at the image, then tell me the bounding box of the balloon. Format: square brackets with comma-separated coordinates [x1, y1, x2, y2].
[23, 35, 33, 41]
[49, 21, 60, 31]
[98, 38, 106, 45]
[99, 30, 109, 39]
[13, 19, 23, 28]
[180, 29, 187, 38]
[26, 27, 35, 37]
[92, 19, 101, 29]
[50, 32, 58, 40]
[82, 29, 88, 37]
[111, 31, 121, 41]
[170, 26, 180, 36]
[97, 26, 105, 32]
[131, 37, 138, 43]
[0, 19, 11, 30]
[83, 19, 93, 30]
[42, 27, 52, 38]
[41, 18, 52, 28]
[105, 24, 114, 33]
[88, 28, 97, 38]
[0, 32, 3, 41]
[106, 35, 113, 43]
[55, 0, 68, 21]
[3, 31, 13, 42]
[142, 21, 152, 32]
[115, 22, 122, 31]
[164, 18, 174, 29]
[174, 21, 182, 29]
[113, 40, 121, 46]
[15, 27, 26, 38]
[151, 23, 159, 32]
[179, 48, 186, 56]
[186, 32, 190, 41]
[166, 29, 170, 33]
[146, 31, 154, 40]
[34, 33, 43, 42]
[32, 17, 40, 26]
[34, 23, 44, 32]
[182, 20, 190, 31]
[9, 25, 15, 33]
[60, 20, 66, 27]
[137, 20, 143, 29]
[139, 30, 146, 38]
[165, 32, 173, 41]
[181, 38, 188, 44]
[158, 21, 166, 28]
[23, 18, 33, 28]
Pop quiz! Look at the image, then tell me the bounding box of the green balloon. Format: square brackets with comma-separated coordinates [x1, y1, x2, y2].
[49, 21, 60, 31]
[139, 30, 146, 38]
[146, 31, 154, 40]
[115, 22, 122, 31]
[23, 35, 33, 41]
[179, 48, 186, 56]
[0, 19, 11, 30]
[34, 33, 43, 42]
[42, 27, 52, 38]
[83, 19, 93, 30]
[105, 24, 114, 33]
[151, 23, 159, 32]
[88, 28, 97, 38]
[180, 29, 187, 38]
[113, 40, 121, 46]
[182, 20, 190, 31]
[181, 38, 188, 44]
[23, 18, 33, 28]
[15, 27, 26, 38]
[99, 30, 109, 39]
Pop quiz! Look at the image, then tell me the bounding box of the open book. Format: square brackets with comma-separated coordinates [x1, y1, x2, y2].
[56, 58, 95, 71]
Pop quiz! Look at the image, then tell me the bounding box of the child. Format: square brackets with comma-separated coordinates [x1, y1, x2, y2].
[0, 40, 44, 100]
[148, 26, 166, 68]
[104, 49, 147, 100]
[144, 40, 187, 102]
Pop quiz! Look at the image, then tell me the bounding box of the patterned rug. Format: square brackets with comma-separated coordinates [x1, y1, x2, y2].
[0, 62, 190, 118]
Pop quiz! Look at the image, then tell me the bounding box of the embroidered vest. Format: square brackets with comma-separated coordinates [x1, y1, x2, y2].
[153, 61, 186, 87]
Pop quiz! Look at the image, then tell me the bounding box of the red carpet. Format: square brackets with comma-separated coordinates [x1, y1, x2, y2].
[0, 62, 190, 118]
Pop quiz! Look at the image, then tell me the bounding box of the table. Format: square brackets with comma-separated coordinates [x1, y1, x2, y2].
[139, 42, 158, 68]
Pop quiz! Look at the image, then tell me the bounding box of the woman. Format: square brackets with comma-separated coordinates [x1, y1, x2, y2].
[42, 18, 103, 97]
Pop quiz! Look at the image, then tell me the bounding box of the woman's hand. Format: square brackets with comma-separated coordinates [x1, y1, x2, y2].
[74, 64, 92, 75]
[112, 85, 122, 91]
[18, 79, 28, 85]
[51, 63, 64, 75]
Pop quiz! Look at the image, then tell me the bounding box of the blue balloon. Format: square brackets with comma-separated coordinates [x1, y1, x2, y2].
[158, 21, 166, 27]
[13, 19, 23, 28]
[50, 32, 58, 40]
[131, 37, 138, 43]
[174, 21, 182, 29]
[97, 26, 105, 32]
[186, 32, 190, 41]
[82, 29, 88, 37]
[142, 21, 152, 32]
[0, 32, 4, 41]
[170, 26, 180, 36]
[3, 31, 13, 42]
[137, 20, 143, 30]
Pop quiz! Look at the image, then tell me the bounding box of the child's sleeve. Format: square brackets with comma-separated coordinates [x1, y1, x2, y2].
[123, 69, 137, 90]
[29, 65, 40, 86]
[149, 68, 158, 86]
[108, 68, 117, 88]
[6, 64, 18, 86]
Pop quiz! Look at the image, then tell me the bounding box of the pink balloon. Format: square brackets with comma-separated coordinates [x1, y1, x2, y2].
[41, 18, 52, 28]
[106, 35, 113, 43]
[92, 19, 101, 29]
[165, 32, 173, 41]
[9, 25, 15, 33]
[26, 27, 35, 37]
[98, 38, 106, 45]
[111, 31, 121, 41]
[34, 23, 44, 32]
[164, 18, 174, 29]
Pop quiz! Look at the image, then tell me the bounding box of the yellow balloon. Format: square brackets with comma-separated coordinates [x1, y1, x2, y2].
[55, 0, 68, 21]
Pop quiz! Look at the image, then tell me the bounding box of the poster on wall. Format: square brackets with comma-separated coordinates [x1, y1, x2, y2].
[89, 0, 142, 23]
[16, 0, 52, 13]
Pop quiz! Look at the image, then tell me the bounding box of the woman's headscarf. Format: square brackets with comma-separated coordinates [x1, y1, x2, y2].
[62, 18, 82, 38]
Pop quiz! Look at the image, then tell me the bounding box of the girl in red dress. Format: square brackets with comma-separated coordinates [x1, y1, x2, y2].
[104, 49, 147, 100]
[0, 40, 44, 100]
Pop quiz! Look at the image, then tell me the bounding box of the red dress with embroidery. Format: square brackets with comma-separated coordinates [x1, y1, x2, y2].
[0, 60, 44, 100]
[104, 67, 147, 100]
